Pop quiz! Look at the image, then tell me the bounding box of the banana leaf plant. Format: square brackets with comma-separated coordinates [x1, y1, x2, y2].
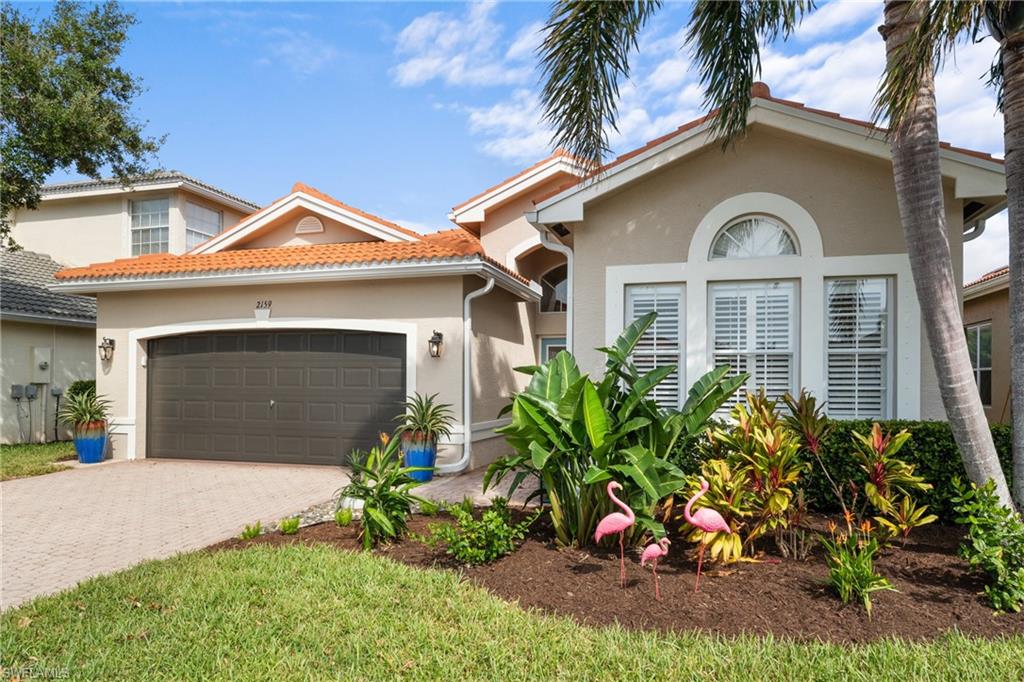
[484, 312, 748, 548]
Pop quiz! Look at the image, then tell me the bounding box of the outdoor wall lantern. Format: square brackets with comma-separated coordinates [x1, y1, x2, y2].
[428, 330, 443, 358]
[98, 337, 116, 362]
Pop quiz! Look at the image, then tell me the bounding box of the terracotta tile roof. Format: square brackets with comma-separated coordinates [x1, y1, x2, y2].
[290, 182, 423, 240]
[965, 265, 1009, 289]
[451, 150, 581, 213]
[54, 227, 529, 285]
[530, 83, 1001, 207]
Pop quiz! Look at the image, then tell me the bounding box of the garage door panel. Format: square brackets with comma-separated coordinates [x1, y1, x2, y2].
[148, 329, 406, 465]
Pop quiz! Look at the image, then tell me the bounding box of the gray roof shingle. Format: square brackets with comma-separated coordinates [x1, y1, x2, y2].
[40, 171, 260, 211]
[1, 250, 96, 324]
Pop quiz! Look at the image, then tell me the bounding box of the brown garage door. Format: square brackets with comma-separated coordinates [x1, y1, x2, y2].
[147, 330, 405, 465]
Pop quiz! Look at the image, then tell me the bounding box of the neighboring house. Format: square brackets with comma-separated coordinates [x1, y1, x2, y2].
[1, 251, 96, 444]
[963, 266, 1011, 425]
[51, 83, 1006, 471]
[11, 172, 260, 268]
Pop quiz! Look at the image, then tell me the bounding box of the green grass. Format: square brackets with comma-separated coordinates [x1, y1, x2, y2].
[2, 546, 1021, 681]
[0, 441, 76, 480]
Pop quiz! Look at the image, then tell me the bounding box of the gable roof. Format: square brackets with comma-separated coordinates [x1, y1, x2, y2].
[964, 265, 1009, 300]
[529, 83, 1006, 225]
[39, 171, 260, 213]
[190, 182, 421, 254]
[1, 250, 96, 326]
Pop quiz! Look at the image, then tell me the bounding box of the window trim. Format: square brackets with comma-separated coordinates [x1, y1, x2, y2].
[539, 263, 568, 314]
[823, 276, 895, 420]
[965, 321, 993, 407]
[709, 214, 800, 261]
[538, 336, 567, 362]
[184, 200, 224, 251]
[129, 196, 171, 256]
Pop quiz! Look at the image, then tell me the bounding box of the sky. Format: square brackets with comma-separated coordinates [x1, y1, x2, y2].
[41, 0, 1009, 283]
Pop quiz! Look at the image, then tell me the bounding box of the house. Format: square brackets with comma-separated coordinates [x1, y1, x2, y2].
[963, 266, 1012, 424]
[50, 83, 1007, 471]
[11, 172, 260, 267]
[1, 250, 96, 444]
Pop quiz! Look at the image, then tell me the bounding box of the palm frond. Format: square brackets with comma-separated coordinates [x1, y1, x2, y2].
[539, 0, 663, 167]
[874, 0, 997, 130]
[686, 0, 812, 145]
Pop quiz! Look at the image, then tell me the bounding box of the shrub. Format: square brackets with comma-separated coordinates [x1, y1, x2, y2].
[239, 522, 262, 540]
[952, 478, 1024, 613]
[804, 421, 1012, 523]
[279, 517, 300, 535]
[65, 379, 96, 399]
[486, 312, 745, 548]
[337, 432, 426, 550]
[395, 393, 455, 443]
[821, 522, 896, 618]
[425, 497, 538, 565]
[334, 508, 353, 527]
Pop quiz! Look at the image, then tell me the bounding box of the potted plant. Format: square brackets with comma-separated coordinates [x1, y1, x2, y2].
[395, 393, 454, 482]
[58, 390, 112, 464]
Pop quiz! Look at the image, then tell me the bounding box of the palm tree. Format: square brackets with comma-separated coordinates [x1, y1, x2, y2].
[537, 0, 1017, 508]
[876, 0, 1019, 507]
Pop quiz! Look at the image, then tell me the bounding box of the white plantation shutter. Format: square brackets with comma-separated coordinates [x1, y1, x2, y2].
[710, 281, 797, 413]
[826, 278, 892, 419]
[626, 284, 684, 409]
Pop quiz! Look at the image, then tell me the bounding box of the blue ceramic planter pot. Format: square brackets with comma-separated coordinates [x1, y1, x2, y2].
[74, 423, 107, 464]
[401, 434, 437, 482]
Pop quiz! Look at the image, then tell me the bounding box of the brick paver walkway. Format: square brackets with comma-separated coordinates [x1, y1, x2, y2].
[1, 460, 347, 609]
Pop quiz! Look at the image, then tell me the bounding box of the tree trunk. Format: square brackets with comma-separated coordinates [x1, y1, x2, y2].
[1002, 31, 1024, 506]
[881, 1, 1015, 508]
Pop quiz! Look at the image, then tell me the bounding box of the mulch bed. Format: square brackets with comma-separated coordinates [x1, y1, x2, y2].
[208, 512, 1023, 643]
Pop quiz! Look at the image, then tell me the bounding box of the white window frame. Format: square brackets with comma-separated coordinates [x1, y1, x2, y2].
[538, 336, 567, 362]
[824, 276, 895, 420]
[539, 263, 569, 314]
[708, 280, 799, 408]
[965, 321, 993, 407]
[709, 214, 799, 260]
[625, 283, 685, 409]
[185, 201, 223, 250]
[130, 197, 170, 255]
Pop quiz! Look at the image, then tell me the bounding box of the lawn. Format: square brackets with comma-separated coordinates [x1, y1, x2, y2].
[2, 545, 1021, 681]
[0, 441, 76, 480]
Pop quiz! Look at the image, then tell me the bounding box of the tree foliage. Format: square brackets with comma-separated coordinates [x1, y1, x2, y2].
[1, 1, 162, 248]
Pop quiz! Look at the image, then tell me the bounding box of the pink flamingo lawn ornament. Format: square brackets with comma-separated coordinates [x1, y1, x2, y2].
[684, 477, 731, 591]
[640, 538, 671, 601]
[594, 481, 635, 587]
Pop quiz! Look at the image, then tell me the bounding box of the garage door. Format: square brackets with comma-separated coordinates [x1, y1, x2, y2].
[147, 330, 405, 465]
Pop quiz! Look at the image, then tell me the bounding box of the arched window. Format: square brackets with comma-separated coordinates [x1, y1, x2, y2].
[710, 216, 797, 260]
[540, 264, 568, 313]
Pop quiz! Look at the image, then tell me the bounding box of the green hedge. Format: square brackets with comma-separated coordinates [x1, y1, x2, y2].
[65, 379, 96, 399]
[671, 420, 1013, 523]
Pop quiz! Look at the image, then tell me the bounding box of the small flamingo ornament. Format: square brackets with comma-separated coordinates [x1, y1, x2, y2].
[684, 477, 731, 591]
[594, 481, 635, 588]
[640, 537, 671, 601]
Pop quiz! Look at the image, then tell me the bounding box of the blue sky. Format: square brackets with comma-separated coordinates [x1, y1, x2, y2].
[45, 1, 1007, 281]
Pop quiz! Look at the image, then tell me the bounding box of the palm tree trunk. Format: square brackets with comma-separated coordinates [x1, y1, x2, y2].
[881, 0, 1015, 508]
[1001, 31, 1024, 507]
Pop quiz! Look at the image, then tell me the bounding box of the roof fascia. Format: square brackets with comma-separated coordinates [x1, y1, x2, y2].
[964, 273, 1010, 300]
[450, 157, 586, 225]
[41, 181, 259, 213]
[0, 311, 96, 327]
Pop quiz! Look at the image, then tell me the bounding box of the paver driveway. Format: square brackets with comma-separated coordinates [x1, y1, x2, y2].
[1, 459, 347, 609]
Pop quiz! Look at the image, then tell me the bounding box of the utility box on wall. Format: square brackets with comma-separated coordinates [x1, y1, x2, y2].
[31, 346, 52, 384]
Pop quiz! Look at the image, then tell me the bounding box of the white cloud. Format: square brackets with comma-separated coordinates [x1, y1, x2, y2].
[506, 21, 546, 61]
[464, 89, 552, 163]
[794, 0, 882, 41]
[392, 3, 531, 87]
[258, 28, 338, 77]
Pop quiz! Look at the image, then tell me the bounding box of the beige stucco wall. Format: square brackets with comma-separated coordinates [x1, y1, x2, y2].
[963, 287, 1012, 424]
[0, 320, 95, 444]
[571, 125, 962, 420]
[235, 211, 375, 250]
[94, 278, 468, 460]
[11, 189, 251, 267]
[478, 175, 574, 270]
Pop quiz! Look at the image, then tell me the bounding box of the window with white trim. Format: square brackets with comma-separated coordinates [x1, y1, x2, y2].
[185, 201, 223, 250]
[965, 322, 992, 406]
[626, 284, 684, 409]
[710, 280, 797, 411]
[130, 198, 170, 255]
[540, 264, 568, 312]
[710, 216, 798, 260]
[825, 277, 893, 419]
[540, 336, 566, 362]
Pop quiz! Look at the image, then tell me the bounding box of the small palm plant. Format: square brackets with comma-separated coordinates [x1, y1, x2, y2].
[58, 390, 111, 464]
[394, 393, 455, 482]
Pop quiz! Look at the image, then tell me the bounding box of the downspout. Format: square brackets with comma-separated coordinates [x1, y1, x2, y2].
[538, 229, 573, 353]
[963, 219, 987, 243]
[436, 275, 495, 475]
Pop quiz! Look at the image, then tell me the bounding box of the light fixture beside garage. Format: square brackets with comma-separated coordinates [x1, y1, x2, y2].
[98, 337, 116, 361]
[428, 330, 443, 358]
